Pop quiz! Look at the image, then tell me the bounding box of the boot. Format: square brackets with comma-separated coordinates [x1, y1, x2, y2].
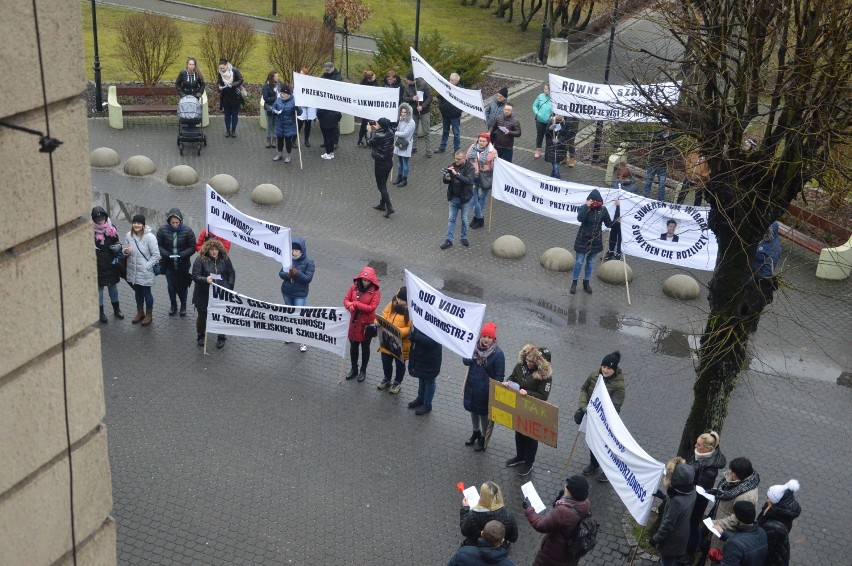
[397, 177, 407, 187]
[570, 280, 578, 295]
[266, 137, 274, 148]
[168, 302, 178, 316]
[383, 206, 396, 218]
[98, 306, 108, 324]
[225, 129, 231, 138]
[357, 369, 367, 383]
[464, 430, 482, 446]
[583, 280, 593, 294]
[391, 175, 403, 186]
[474, 435, 486, 452]
[141, 308, 153, 326]
[179, 302, 187, 317]
[304, 138, 310, 147]
[197, 334, 205, 347]
[373, 202, 386, 211]
[344, 366, 358, 380]
[230, 128, 237, 138]
[112, 302, 124, 320]
[131, 307, 145, 324]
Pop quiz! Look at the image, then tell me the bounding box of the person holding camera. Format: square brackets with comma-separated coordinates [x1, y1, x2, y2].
[441, 151, 476, 250]
[366, 117, 397, 218]
[392, 103, 415, 187]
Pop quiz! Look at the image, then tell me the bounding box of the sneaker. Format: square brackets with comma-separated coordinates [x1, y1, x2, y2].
[377, 380, 391, 391]
[320, 153, 330, 159]
[568, 157, 576, 168]
[440, 240, 453, 250]
[389, 382, 402, 394]
[435, 147, 446, 153]
[285, 155, 291, 163]
[506, 456, 525, 467]
[604, 251, 615, 261]
[582, 463, 600, 475]
[598, 471, 609, 483]
[299, 344, 307, 352]
[613, 253, 622, 260]
[517, 464, 533, 477]
[461, 238, 469, 247]
[326, 153, 335, 160]
[273, 153, 283, 161]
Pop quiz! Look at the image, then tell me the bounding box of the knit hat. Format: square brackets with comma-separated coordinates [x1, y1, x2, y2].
[566, 475, 589, 501]
[377, 117, 391, 130]
[480, 322, 497, 339]
[601, 351, 621, 371]
[477, 132, 491, 143]
[91, 207, 108, 222]
[733, 500, 756, 524]
[767, 479, 800, 504]
[498, 87, 509, 98]
[292, 242, 301, 250]
[131, 214, 146, 225]
[323, 61, 334, 70]
[406, 71, 415, 80]
[396, 286, 407, 301]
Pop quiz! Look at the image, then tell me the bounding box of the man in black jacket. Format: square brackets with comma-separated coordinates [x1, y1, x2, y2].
[321, 62, 344, 147]
[402, 71, 433, 157]
[437, 72, 463, 154]
[719, 501, 768, 566]
[366, 118, 396, 218]
[440, 151, 476, 249]
[489, 103, 522, 163]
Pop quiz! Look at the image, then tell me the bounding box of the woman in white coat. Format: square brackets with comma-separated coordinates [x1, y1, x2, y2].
[123, 214, 161, 326]
[392, 102, 416, 187]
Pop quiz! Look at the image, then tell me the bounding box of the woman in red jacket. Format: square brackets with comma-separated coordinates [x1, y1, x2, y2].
[343, 266, 381, 383]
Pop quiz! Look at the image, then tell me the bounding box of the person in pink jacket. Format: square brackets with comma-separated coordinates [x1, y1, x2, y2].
[343, 266, 381, 383]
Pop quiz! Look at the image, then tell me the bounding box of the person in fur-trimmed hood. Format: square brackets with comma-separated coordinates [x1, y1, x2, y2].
[504, 345, 553, 477]
[650, 458, 697, 565]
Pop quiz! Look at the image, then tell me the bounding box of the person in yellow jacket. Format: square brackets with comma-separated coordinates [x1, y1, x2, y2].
[377, 286, 412, 394]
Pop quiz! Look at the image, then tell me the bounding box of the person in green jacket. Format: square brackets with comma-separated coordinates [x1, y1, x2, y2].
[532, 83, 552, 159]
[504, 345, 552, 478]
[574, 351, 625, 482]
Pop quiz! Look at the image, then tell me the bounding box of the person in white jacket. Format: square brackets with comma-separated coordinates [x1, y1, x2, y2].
[123, 214, 161, 326]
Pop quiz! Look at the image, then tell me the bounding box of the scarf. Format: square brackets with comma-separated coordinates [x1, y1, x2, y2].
[473, 339, 498, 368]
[694, 448, 716, 461]
[716, 472, 760, 501]
[93, 219, 117, 244]
[185, 69, 197, 85]
[589, 200, 604, 208]
[219, 64, 234, 86]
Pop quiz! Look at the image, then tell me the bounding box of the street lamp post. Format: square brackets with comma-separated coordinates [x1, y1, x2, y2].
[272, 0, 277, 16]
[414, 0, 421, 50]
[590, 0, 620, 162]
[90, 0, 103, 112]
[538, 0, 550, 64]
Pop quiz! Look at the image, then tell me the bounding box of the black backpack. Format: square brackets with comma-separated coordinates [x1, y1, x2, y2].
[567, 503, 599, 558]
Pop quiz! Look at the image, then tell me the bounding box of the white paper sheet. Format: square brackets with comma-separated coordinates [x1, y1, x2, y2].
[703, 517, 722, 538]
[696, 485, 716, 503]
[521, 482, 547, 513]
[463, 486, 479, 509]
[416, 90, 424, 101]
[210, 274, 222, 280]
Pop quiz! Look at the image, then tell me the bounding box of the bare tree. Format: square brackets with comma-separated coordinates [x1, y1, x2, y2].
[550, 0, 595, 38]
[324, 0, 373, 79]
[267, 17, 335, 81]
[118, 13, 182, 85]
[198, 14, 256, 81]
[632, 0, 851, 457]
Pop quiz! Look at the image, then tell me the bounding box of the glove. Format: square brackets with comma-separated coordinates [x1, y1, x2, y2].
[522, 497, 531, 510]
[653, 489, 667, 500]
[649, 536, 658, 548]
[573, 408, 586, 425]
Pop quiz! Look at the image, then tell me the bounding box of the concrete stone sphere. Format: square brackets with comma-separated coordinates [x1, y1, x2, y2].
[663, 274, 701, 300]
[597, 259, 634, 285]
[90, 147, 120, 167]
[251, 183, 283, 205]
[208, 173, 239, 195]
[166, 165, 199, 186]
[492, 235, 526, 259]
[123, 155, 156, 176]
[540, 247, 574, 272]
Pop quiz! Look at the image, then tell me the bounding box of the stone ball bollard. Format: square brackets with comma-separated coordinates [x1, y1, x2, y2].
[663, 274, 701, 300]
[597, 259, 634, 285]
[540, 247, 574, 272]
[166, 165, 199, 186]
[251, 183, 283, 205]
[492, 235, 526, 259]
[123, 155, 156, 176]
[90, 147, 120, 168]
[208, 174, 239, 195]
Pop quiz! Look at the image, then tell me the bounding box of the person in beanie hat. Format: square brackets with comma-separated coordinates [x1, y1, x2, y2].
[716, 501, 768, 565]
[466, 132, 498, 230]
[704, 457, 760, 558]
[523, 475, 592, 566]
[367, 117, 397, 217]
[92, 206, 124, 323]
[504, 345, 553, 477]
[570, 189, 620, 295]
[757, 480, 800, 566]
[376, 286, 412, 394]
[462, 322, 505, 452]
[123, 213, 160, 326]
[279, 237, 315, 352]
[485, 87, 509, 130]
[575, 351, 625, 482]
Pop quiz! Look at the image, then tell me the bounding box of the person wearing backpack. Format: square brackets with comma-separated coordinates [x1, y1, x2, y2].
[523, 475, 595, 566]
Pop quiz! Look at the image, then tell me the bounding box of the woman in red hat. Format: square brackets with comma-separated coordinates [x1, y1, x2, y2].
[462, 322, 505, 451]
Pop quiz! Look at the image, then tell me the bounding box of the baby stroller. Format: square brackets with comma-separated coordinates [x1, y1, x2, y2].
[177, 95, 206, 155]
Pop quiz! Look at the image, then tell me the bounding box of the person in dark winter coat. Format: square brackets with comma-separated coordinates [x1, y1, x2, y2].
[317, 107, 342, 160]
[357, 70, 379, 146]
[279, 237, 315, 352]
[643, 126, 679, 201]
[175, 57, 205, 97]
[195, 229, 231, 253]
[459, 481, 519, 549]
[407, 326, 442, 415]
[462, 323, 505, 452]
[271, 85, 298, 163]
[401, 71, 433, 156]
[367, 117, 396, 217]
[321, 62, 344, 147]
[441, 151, 477, 250]
[757, 479, 800, 566]
[504, 345, 553, 477]
[437, 72, 463, 154]
[489, 103, 522, 162]
[92, 206, 124, 323]
[524, 475, 592, 566]
[570, 189, 619, 294]
[156, 208, 196, 317]
[750, 221, 782, 332]
[448, 520, 515, 566]
[575, 351, 625, 482]
[216, 59, 244, 138]
[758, 519, 789, 566]
[261, 71, 280, 148]
[544, 115, 574, 179]
[484, 88, 508, 130]
[343, 266, 381, 383]
[718, 501, 768, 566]
[686, 431, 727, 558]
[191, 239, 235, 349]
[651, 460, 697, 565]
[707, 457, 761, 557]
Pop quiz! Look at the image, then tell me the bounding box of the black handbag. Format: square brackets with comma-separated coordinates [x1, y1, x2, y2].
[395, 137, 409, 150]
[364, 323, 378, 339]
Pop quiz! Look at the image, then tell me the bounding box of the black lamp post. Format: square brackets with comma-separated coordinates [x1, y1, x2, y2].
[90, 0, 103, 112]
[272, 0, 277, 16]
[414, 0, 421, 50]
[590, 0, 620, 162]
[538, 0, 550, 64]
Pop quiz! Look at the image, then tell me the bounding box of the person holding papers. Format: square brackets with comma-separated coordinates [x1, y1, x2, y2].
[504, 345, 553, 477]
[716, 501, 768, 566]
[574, 351, 625, 482]
[489, 103, 521, 163]
[157, 208, 196, 317]
[523, 475, 592, 566]
[462, 322, 505, 452]
[650, 460, 697, 566]
[703, 457, 760, 559]
[271, 85, 297, 163]
[343, 266, 382, 383]
[191, 239, 235, 349]
[686, 431, 726, 560]
[544, 115, 573, 179]
[459, 481, 519, 550]
[279, 237, 315, 352]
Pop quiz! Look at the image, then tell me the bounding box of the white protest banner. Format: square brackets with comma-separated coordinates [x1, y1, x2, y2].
[205, 184, 292, 270]
[410, 47, 486, 120]
[376, 314, 404, 361]
[292, 72, 399, 121]
[205, 284, 349, 357]
[579, 377, 664, 525]
[404, 270, 486, 359]
[549, 73, 679, 122]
